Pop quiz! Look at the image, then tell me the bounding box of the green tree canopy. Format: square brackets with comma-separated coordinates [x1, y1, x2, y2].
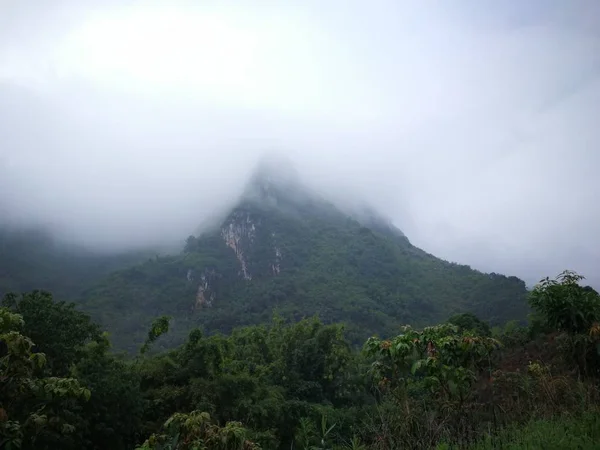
[447, 313, 492, 337]
[529, 270, 600, 335]
[2, 291, 101, 376]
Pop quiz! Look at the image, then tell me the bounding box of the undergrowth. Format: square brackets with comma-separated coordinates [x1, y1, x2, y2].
[444, 410, 600, 449]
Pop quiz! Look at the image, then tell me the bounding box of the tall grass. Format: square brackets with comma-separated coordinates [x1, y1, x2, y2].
[358, 368, 600, 449]
[446, 410, 600, 449]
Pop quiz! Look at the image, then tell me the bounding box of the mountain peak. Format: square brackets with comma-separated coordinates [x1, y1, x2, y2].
[242, 153, 308, 207]
[252, 152, 299, 182]
[240, 153, 405, 236]
[248, 153, 300, 189]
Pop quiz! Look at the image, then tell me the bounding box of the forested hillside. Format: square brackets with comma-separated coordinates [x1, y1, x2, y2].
[0, 226, 150, 299]
[2, 270, 600, 449]
[77, 165, 529, 352]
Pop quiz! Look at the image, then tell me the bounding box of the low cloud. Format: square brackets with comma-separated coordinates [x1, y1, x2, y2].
[1, 0, 599, 287]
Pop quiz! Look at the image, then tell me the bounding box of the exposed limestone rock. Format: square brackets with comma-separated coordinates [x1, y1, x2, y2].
[195, 272, 216, 309]
[272, 232, 282, 275]
[221, 212, 255, 280]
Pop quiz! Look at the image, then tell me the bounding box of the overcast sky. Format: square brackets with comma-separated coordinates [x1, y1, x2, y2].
[1, 0, 599, 287]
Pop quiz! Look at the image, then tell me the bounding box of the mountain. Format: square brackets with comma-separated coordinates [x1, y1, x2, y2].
[77, 157, 529, 352]
[0, 226, 151, 300]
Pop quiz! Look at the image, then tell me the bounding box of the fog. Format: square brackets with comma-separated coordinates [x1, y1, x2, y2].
[1, 0, 599, 287]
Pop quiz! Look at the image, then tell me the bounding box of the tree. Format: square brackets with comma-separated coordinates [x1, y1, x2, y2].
[529, 270, 600, 377]
[2, 291, 101, 376]
[364, 324, 500, 404]
[72, 335, 145, 450]
[447, 313, 491, 337]
[140, 316, 171, 355]
[136, 411, 259, 450]
[529, 270, 600, 335]
[0, 307, 91, 450]
[1, 291, 150, 449]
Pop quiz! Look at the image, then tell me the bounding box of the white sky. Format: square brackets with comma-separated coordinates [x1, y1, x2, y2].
[1, 0, 599, 287]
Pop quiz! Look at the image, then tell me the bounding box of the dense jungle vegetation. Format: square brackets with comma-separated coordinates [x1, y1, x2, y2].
[2, 270, 600, 449]
[78, 201, 528, 353]
[0, 184, 530, 355]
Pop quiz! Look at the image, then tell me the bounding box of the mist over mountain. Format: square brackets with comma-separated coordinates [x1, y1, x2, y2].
[3, 3, 600, 449]
[0, 225, 152, 299]
[1, 72, 599, 287]
[62, 159, 529, 352]
[0, 0, 598, 335]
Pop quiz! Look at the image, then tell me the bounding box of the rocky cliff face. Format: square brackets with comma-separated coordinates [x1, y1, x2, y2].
[175, 158, 299, 311]
[221, 211, 256, 280]
[188, 268, 218, 309]
[185, 156, 409, 310]
[218, 207, 284, 283]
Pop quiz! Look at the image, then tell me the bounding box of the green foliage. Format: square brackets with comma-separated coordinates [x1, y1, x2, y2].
[1, 267, 599, 450]
[72, 335, 145, 450]
[457, 411, 600, 449]
[293, 414, 339, 450]
[492, 320, 529, 348]
[0, 307, 91, 450]
[2, 290, 102, 375]
[0, 296, 144, 450]
[141, 316, 171, 355]
[0, 226, 149, 301]
[136, 411, 259, 450]
[528, 271, 600, 378]
[359, 324, 505, 448]
[78, 202, 529, 353]
[135, 316, 359, 449]
[529, 270, 600, 334]
[447, 313, 491, 337]
[364, 324, 500, 402]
